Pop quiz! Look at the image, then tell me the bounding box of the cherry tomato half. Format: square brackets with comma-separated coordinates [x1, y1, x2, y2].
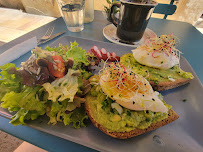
[48, 55, 65, 78]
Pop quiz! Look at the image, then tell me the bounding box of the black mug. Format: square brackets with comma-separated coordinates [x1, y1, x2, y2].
[110, 0, 157, 42]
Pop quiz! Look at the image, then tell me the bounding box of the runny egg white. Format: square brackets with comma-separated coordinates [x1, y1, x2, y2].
[99, 63, 167, 113]
[132, 34, 180, 70]
[132, 46, 179, 70]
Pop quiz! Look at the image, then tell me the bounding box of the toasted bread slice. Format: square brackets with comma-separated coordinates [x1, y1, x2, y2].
[149, 79, 191, 91]
[85, 100, 179, 139]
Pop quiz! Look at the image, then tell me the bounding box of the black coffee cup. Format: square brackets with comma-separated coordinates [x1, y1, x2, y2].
[110, 0, 157, 42]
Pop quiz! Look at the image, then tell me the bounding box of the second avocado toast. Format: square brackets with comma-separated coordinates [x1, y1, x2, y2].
[120, 34, 194, 91]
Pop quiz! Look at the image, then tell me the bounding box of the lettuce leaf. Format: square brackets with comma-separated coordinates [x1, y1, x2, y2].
[46, 42, 90, 69]
[0, 63, 22, 100]
[45, 44, 68, 58]
[10, 108, 44, 126]
[31, 47, 58, 58]
[43, 69, 80, 102]
[46, 99, 87, 128]
[46, 101, 63, 125]
[65, 41, 89, 69]
[1, 86, 47, 125]
[61, 105, 88, 128]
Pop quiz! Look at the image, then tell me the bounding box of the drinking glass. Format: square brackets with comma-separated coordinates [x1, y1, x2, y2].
[57, 0, 85, 32]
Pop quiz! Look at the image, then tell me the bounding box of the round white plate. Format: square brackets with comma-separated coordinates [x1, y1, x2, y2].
[103, 24, 157, 48]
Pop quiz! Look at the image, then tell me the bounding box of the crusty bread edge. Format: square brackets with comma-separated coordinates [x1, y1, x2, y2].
[149, 78, 191, 91]
[85, 101, 179, 139]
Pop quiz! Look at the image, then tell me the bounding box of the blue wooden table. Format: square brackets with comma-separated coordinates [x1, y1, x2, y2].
[0, 11, 203, 152]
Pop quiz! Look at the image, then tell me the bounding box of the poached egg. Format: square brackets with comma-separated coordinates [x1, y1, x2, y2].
[132, 34, 181, 70]
[99, 63, 167, 113]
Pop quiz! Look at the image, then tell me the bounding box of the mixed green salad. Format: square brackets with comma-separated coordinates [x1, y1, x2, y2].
[0, 41, 98, 128]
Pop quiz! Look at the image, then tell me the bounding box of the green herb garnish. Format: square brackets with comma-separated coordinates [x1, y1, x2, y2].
[102, 100, 108, 110]
[127, 110, 131, 116]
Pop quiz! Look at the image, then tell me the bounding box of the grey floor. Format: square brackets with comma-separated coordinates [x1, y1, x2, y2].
[0, 131, 23, 152]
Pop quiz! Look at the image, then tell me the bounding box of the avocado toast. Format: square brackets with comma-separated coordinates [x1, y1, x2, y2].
[85, 63, 179, 139]
[121, 53, 193, 91]
[120, 34, 194, 91]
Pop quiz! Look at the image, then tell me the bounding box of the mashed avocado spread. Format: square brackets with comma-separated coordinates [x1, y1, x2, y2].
[120, 54, 193, 83]
[86, 76, 172, 132]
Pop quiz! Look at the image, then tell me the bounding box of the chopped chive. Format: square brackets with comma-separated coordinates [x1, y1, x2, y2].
[101, 100, 108, 110]
[127, 111, 131, 116]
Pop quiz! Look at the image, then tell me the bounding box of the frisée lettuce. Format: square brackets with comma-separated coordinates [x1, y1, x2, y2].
[43, 69, 88, 126]
[43, 69, 80, 102]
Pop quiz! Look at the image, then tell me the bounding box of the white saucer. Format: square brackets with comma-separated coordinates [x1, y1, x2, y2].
[103, 24, 157, 48]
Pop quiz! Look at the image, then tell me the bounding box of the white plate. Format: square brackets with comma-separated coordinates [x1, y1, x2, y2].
[103, 24, 157, 48]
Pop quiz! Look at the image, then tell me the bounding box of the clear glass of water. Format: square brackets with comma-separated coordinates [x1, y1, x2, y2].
[57, 0, 85, 32]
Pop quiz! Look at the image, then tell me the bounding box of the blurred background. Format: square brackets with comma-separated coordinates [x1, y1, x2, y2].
[0, 0, 202, 24]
